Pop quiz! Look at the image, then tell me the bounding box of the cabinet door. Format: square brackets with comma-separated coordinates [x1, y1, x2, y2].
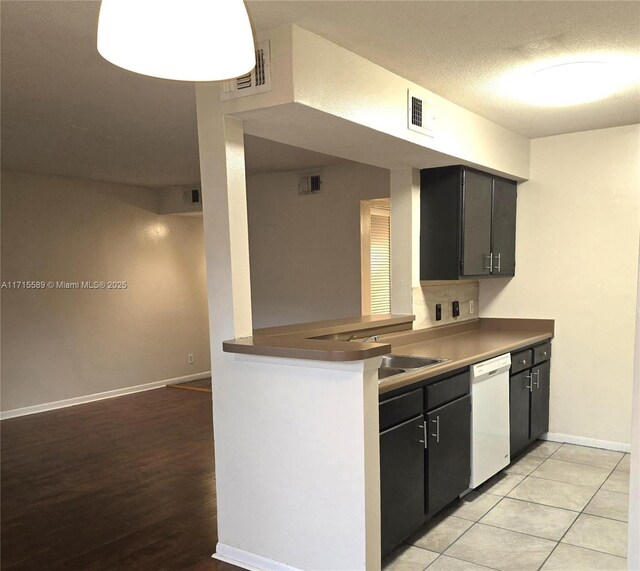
[380, 415, 426, 556]
[461, 170, 493, 276]
[530, 361, 550, 439]
[426, 395, 471, 517]
[509, 371, 531, 456]
[491, 178, 517, 276]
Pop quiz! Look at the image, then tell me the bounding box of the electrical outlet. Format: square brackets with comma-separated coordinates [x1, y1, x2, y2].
[469, 300, 475, 314]
[435, 303, 442, 321]
[452, 300, 460, 318]
[188, 353, 194, 365]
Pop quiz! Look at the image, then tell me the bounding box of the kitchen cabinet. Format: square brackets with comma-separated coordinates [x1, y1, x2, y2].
[509, 342, 552, 457]
[509, 369, 531, 456]
[380, 415, 425, 557]
[379, 369, 471, 556]
[426, 394, 471, 517]
[420, 165, 517, 280]
[530, 360, 550, 438]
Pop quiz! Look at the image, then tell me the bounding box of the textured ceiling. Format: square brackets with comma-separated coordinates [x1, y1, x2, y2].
[1, 1, 639, 187]
[247, 1, 640, 138]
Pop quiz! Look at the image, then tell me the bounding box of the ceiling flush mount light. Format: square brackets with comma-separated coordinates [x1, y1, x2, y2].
[97, 0, 256, 81]
[499, 55, 639, 107]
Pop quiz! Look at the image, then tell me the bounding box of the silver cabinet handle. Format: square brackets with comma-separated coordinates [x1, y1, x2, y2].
[484, 253, 493, 272]
[525, 373, 533, 392]
[542, 351, 548, 357]
[494, 252, 501, 273]
[431, 416, 440, 443]
[518, 359, 527, 365]
[418, 421, 427, 449]
[533, 370, 540, 389]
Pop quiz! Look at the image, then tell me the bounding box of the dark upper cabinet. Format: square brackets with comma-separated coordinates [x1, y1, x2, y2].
[426, 395, 471, 517]
[491, 178, 517, 276]
[462, 171, 493, 276]
[380, 415, 426, 557]
[420, 166, 517, 280]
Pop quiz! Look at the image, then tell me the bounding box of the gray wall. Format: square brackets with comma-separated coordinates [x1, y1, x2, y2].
[1, 170, 211, 412]
[247, 162, 389, 328]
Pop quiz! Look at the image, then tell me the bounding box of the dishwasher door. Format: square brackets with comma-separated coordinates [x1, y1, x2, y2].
[470, 353, 511, 488]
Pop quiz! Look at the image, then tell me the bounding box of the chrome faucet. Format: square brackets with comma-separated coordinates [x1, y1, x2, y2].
[360, 335, 380, 343]
[347, 334, 381, 342]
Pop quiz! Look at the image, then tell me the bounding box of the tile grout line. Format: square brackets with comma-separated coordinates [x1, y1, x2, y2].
[432, 520, 501, 571]
[534, 443, 575, 571]
[516, 469, 613, 490]
[395, 444, 629, 569]
[472, 519, 563, 544]
[429, 447, 557, 568]
[426, 552, 498, 570]
[536, 446, 628, 568]
[473, 443, 626, 569]
[544, 455, 624, 471]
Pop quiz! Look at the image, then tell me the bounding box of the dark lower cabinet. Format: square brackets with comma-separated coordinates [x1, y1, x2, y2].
[379, 369, 472, 557]
[530, 361, 550, 437]
[509, 371, 531, 456]
[380, 415, 425, 557]
[379, 342, 552, 558]
[509, 342, 552, 457]
[426, 395, 471, 517]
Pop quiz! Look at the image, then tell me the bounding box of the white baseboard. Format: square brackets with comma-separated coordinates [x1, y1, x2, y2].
[541, 432, 631, 453]
[213, 543, 303, 571]
[0, 371, 212, 420]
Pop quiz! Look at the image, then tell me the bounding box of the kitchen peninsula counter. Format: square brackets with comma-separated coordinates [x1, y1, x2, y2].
[223, 315, 554, 394]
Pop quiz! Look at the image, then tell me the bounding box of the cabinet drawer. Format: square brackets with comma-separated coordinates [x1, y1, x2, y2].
[511, 349, 533, 374]
[379, 388, 424, 432]
[533, 342, 551, 364]
[425, 371, 470, 411]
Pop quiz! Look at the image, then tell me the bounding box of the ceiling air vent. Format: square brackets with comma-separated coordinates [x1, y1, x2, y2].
[220, 41, 272, 100]
[407, 89, 435, 137]
[298, 173, 322, 195]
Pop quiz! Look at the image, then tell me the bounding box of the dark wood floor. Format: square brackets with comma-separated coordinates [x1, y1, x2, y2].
[1, 386, 241, 570]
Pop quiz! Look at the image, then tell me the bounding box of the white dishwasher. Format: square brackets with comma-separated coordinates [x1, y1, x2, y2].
[470, 353, 511, 489]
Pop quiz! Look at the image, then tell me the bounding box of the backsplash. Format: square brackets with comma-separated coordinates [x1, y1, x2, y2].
[413, 281, 479, 329]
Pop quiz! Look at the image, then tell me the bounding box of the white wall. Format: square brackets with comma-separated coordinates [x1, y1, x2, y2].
[291, 25, 530, 179]
[629, 247, 640, 568]
[0, 170, 211, 412]
[247, 162, 389, 328]
[480, 125, 640, 445]
[224, 25, 530, 181]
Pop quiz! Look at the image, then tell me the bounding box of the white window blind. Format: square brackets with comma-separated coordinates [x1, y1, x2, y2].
[369, 207, 391, 314]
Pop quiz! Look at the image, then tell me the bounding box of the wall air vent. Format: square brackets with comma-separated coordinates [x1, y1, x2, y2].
[220, 41, 272, 100]
[184, 188, 201, 204]
[298, 173, 322, 195]
[407, 89, 435, 137]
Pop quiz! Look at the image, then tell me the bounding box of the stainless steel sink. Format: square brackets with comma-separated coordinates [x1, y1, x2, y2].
[380, 354, 447, 370]
[378, 366, 406, 380]
[378, 354, 449, 380]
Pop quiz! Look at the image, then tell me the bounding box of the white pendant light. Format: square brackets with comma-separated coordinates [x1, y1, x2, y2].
[97, 0, 256, 82]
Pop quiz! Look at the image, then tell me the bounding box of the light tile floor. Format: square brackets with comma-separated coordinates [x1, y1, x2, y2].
[383, 441, 631, 571]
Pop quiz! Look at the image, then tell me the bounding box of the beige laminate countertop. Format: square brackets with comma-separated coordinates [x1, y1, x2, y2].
[223, 315, 554, 394]
[378, 318, 554, 394]
[223, 314, 414, 361]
